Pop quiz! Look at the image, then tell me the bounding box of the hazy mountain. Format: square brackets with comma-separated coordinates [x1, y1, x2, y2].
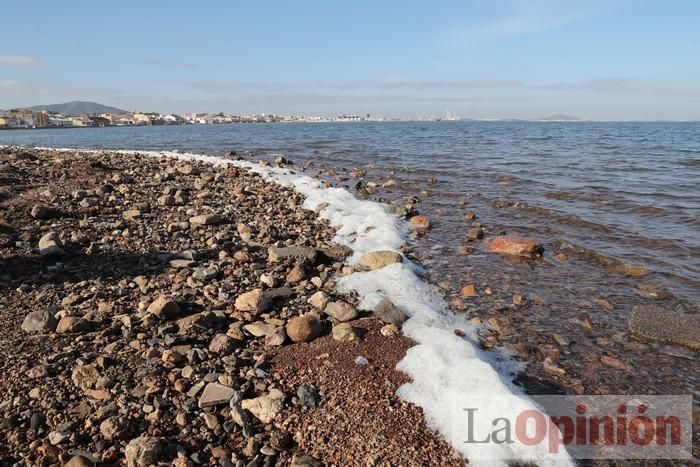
[539, 113, 583, 122]
[28, 101, 126, 115]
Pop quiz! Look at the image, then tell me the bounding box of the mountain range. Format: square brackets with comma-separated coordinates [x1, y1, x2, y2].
[27, 101, 127, 115]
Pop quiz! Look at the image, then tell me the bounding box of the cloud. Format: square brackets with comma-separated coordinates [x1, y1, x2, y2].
[447, 0, 619, 46]
[534, 78, 700, 97]
[0, 55, 42, 66]
[325, 79, 523, 91]
[142, 59, 196, 71]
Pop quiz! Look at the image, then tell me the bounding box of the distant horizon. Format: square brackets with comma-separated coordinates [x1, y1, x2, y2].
[2, 2, 700, 120]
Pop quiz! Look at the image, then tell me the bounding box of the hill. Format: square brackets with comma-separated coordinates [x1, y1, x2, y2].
[28, 101, 127, 115]
[539, 113, 583, 122]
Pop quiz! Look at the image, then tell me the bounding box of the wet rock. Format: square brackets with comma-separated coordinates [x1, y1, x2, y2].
[241, 388, 286, 424]
[324, 301, 358, 322]
[409, 215, 432, 231]
[332, 323, 359, 342]
[359, 250, 402, 270]
[460, 284, 477, 297]
[482, 235, 543, 256]
[466, 227, 484, 240]
[146, 296, 181, 320]
[373, 299, 407, 325]
[629, 304, 700, 350]
[600, 355, 632, 371]
[124, 436, 163, 467]
[286, 314, 322, 342]
[189, 213, 223, 226]
[38, 232, 66, 256]
[268, 245, 318, 264]
[199, 383, 236, 408]
[21, 309, 58, 333]
[608, 262, 651, 277]
[385, 205, 409, 217]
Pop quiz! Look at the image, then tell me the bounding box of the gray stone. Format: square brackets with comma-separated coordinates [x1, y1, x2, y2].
[21, 309, 57, 333]
[629, 304, 700, 350]
[373, 299, 407, 325]
[198, 383, 236, 408]
[268, 245, 318, 263]
[38, 232, 66, 256]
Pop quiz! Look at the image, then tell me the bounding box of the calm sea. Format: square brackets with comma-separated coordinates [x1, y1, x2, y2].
[3, 121, 699, 393]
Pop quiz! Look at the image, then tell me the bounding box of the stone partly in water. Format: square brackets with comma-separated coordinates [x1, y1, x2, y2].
[482, 235, 544, 256]
[359, 250, 403, 270]
[408, 215, 432, 231]
[373, 299, 407, 325]
[629, 304, 700, 350]
[466, 227, 484, 240]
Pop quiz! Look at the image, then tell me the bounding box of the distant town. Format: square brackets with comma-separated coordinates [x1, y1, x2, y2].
[0, 101, 587, 129]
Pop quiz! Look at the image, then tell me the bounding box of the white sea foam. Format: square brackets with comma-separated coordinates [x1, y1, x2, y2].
[9, 146, 573, 465]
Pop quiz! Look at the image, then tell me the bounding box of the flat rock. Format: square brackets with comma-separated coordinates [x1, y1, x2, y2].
[629, 304, 700, 350]
[198, 382, 236, 408]
[56, 316, 93, 334]
[244, 321, 277, 337]
[359, 250, 402, 270]
[189, 213, 223, 226]
[482, 235, 543, 256]
[268, 245, 318, 263]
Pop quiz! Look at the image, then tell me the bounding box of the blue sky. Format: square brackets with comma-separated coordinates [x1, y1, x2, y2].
[1, 0, 699, 119]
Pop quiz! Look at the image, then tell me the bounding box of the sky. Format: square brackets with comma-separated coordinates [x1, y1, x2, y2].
[1, 1, 699, 120]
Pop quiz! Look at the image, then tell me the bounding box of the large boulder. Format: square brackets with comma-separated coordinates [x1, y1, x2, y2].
[482, 235, 543, 256]
[359, 251, 402, 270]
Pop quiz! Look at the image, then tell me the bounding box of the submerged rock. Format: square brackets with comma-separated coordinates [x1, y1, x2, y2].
[629, 304, 700, 350]
[482, 235, 543, 256]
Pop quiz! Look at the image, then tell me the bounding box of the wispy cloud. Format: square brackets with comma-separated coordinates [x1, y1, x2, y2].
[0, 55, 42, 66]
[447, 0, 620, 46]
[534, 78, 700, 97]
[142, 59, 196, 71]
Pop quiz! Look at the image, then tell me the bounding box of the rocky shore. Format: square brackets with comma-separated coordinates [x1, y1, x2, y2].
[0, 148, 462, 466]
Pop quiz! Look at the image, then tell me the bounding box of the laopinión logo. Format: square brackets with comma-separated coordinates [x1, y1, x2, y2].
[459, 395, 693, 460]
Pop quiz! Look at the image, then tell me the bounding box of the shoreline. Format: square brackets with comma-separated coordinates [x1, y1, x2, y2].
[1, 146, 463, 465]
[0, 146, 577, 465]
